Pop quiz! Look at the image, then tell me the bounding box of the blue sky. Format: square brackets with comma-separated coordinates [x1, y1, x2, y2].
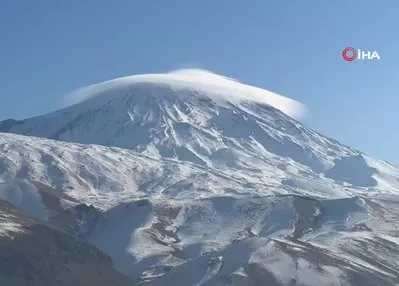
[1, 1, 398, 162]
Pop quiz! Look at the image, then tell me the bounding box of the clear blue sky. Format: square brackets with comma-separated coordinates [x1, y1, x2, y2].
[1, 1, 398, 162]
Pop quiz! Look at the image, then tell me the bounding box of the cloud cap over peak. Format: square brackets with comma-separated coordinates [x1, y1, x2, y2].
[65, 69, 306, 120]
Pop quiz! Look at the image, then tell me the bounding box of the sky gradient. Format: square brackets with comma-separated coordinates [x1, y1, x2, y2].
[1, 1, 398, 162]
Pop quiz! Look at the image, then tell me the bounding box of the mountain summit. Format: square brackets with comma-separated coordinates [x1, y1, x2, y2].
[1, 70, 306, 161]
[65, 69, 306, 119]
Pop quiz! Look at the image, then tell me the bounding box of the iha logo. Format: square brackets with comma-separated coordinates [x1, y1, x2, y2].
[342, 47, 380, 62]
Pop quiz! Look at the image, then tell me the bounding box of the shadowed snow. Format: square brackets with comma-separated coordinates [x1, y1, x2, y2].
[0, 180, 48, 220]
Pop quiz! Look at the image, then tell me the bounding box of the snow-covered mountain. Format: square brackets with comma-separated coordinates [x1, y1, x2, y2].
[2, 70, 398, 191]
[0, 70, 349, 172]
[1, 69, 399, 285]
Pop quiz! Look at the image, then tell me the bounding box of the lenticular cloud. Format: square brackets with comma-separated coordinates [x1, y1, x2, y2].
[64, 69, 306, 120]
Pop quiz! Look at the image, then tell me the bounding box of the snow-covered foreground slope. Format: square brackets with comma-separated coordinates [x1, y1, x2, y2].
[1, 132, 399, 284]
[83, 195, 399, 285]
[1, 132, 399, 210]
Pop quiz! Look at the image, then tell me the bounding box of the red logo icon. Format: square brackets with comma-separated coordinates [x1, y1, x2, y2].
[342, 47, 357, 62]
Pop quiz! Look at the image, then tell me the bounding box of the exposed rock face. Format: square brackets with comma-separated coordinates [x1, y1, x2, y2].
[0, 199, 135, 286]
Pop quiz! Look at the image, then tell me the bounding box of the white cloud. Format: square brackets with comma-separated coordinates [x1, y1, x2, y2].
[64, 69, 306, 120]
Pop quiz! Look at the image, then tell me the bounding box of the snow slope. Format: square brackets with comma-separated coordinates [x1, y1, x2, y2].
[82, 195, 399, 285]
[1, 132, 399, 210]
[1, 132, 399, 284]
